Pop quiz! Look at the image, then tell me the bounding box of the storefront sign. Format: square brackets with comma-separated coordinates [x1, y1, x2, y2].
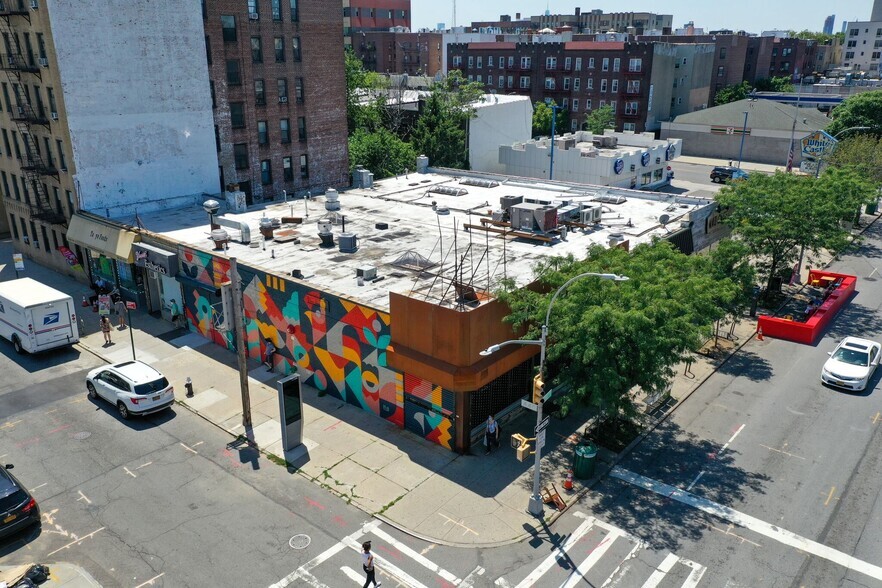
[801, 130, 837, 159]
[12, 253, 23, 271]
[614, 158, 624, 175]
[57, 246, 84, 271]
[641, 152, 650, 167]
[133, 243, 178, 276]
[66, 214, 139, 262]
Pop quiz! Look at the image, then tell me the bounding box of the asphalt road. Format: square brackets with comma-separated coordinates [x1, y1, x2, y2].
[578, 218, 882, 587]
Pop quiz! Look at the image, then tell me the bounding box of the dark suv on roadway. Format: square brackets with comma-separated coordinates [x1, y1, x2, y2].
[0, 464, 40, 539]
[710, 166, 749, 183]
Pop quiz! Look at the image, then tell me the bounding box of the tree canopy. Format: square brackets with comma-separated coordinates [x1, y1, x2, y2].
[826, 90, 882, 137]
[715, 169, 875, 292]
[348, 127, 417, 179]
[532, 101, 570, 137]
[583, 105, 615, 134]
[497, 241, 744, 418]
[827, 135, 882, 185]
[714, 81, 752, 105]
[754, 76, 795, 93]
[344, 48, 385, 134]
[789, 30, 845, 44]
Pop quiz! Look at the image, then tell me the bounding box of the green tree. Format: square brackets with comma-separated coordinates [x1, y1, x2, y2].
[344, 48, 385, 134]
[754, 76, 795, 92]
[348, 127, 417, 179]
[703, 239, 756, 344]
[826, 90, 882, 136]
[827, 135, 882, 185]
[497, 242, 736, 418]
[583, 105, 615, 134]
[789, 30, 844, 44]
[716, 170, 874, 293]
[714, 81, 752, 105]
[532, 101, 570, 137]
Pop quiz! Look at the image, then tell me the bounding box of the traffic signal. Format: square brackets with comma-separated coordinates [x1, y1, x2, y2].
[532, 373, 544, 404]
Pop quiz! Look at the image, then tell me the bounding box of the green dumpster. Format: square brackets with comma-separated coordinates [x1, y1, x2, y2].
[573, 443, 598, 479]
[867, 201, 878, 215]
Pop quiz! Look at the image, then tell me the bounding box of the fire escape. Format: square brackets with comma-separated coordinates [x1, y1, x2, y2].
[0, 0, 64, 225]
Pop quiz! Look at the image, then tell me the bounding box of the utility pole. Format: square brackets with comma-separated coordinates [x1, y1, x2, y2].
[785, 76, 804, 172]
[229, 256, 252, 429]
[737, 111, 749, 169]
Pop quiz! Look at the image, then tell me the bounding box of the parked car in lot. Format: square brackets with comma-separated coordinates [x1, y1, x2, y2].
[821, 337, 881, 391]
[0, 464, 40, 539]
[86, 360, 175, 419]
[710, 166, 749, 183]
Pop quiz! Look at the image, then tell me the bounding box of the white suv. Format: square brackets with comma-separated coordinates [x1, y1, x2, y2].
[86, 360, 175, 419]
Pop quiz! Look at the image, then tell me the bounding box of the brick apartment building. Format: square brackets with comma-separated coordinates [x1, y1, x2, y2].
[471, 9, 672, 35]
[352, 30, 444, 76]
[448, 41, 657, 133]
[204, 0, 349, 205]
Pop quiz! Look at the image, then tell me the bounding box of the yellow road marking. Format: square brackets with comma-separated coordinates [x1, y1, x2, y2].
[0, 419, 23, 430]
[873, 412, 882, 425]
[824, 486, 839, 506]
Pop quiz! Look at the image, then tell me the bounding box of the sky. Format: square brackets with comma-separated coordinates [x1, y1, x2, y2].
[410, 0, 876, 34]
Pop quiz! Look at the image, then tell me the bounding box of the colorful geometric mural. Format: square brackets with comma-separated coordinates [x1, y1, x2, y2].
[404, 374, 454, 449]
[177, 245, 408, 433]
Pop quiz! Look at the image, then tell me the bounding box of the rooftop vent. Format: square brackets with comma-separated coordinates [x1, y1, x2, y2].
[325, 188, 340, 211]
[593, 194, 627, 205]
[460, 178, 499, 188]
[339, 233, 358, 253]
[391, 250, 437, 272]
[428, 186, 468, 197]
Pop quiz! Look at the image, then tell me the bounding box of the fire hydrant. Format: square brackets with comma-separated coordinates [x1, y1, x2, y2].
[563, 470, 574, 492]
[185, 377, 194, 398]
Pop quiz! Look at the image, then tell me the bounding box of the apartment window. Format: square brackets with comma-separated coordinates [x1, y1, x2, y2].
[247, 0, 258, 17]
[226, 59, 241, 85]
[572, 98, 579, 112]
[468, 74, 473, 82]
[221, 15, 237, 42]
[271, 0, 281, 20]
[0, 130, 8, 157]
[468, 56, 474, 67]
[717, 66, 725, 77]
[52, 186, 61, 214]
[613, 58, 620, 72]
[588, 57, 595, 69]
[544, 77, 555, 90]
[627, 79, 640, 93]
[623, 122, 636, 131]
[47, 87, 56, 114]
[587, 78, 594, 90]
[477, 56, 483, 68]
[508, 56, 514, 67]
[275, 37, 285, 62]
[292, 37, 301, 61]
[290, 0, 298, 21]
[563, 77, 570, 90]
[251, 37, 262, 63]
[599, 100, 606, 107]
[873, 51, 881, 59]
[11, 173, 19, 199]
[507, 75, 513, 88]
[300, 154, 309, 178]
[215, 125, 221, 151]
[43, 137, 53, 166]
[452, 55, 462, 67]
[297, 117, 306, 141]
[21, 178, 29, 205]
[29, 221, 39, 249]
[476, 74, 482, 83]
[845, 51, 855, 59]
[280, 118, 291, 143]
[609, 101, 616, 113]
[8, 214, 17, 239]
[230, 102, 245, 128]
[719, 47, 727, 59]
[602, 58, 609, 71]
[233, 143, 248, 169]
[520, 56, 531, 69]
[629, 58, 642, 72]
[498, 75, 504, 88]
[600, 79, 607, 92]
[0, 172, 8, 199]
[611, 79, 618, 92]
[488, 56, 494, 67]
[573, 77, 580, 91]
[278, 78, 289, 102]
[782, 47, 792, 56]
[56, 140, 66, 170]
[205, 36, 212, 64]
[23, 34, 34, 66]
[564, 57, 571, 70]
[562, 98, 568, 109]
[50, 228, 58, 250]
[257, 121, 268, 145]
[261, 160, 272, 185]
[575, 57, 582, 71]
[283, 156, 293, 180]
[36, 33, 46, 60]
[519, 76, 530, 89]
[546, 56, 557, 69]
[1, 83, 10, 112]
[295, 77, 304, 102]
[255, 79, 266, 105]
[18, 218, 26, 244]
[11, 131, 20, 159]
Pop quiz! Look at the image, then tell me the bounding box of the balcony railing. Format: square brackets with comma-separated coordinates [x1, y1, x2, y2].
[10, 105, 49, 125]
[21, 158, 57, 176]
[0, 1, 28, 16]
[0, 54, 40, 73]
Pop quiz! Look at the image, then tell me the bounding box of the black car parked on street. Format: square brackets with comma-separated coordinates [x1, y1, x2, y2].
[0, 464, 40, 539]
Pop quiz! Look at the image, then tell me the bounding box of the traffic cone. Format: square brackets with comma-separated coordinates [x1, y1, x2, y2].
[563, 470, 574, 492]
[81, 295, 89, 307]
[756, 325, 764, 341]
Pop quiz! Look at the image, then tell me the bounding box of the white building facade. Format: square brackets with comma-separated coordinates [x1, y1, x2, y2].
[468, 95, 532, 174]
[498, 131, 681, 189]
[842, 20, 882, 76]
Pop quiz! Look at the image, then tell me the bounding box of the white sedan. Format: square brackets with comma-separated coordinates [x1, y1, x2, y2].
[821, 337, 881, 391]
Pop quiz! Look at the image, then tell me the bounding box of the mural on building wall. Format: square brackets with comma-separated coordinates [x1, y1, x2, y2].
[403, 374, 455, 449]
[177, 246, 418, 437]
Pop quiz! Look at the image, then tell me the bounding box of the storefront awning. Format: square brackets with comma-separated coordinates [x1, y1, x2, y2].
[66, 214, 140, 263]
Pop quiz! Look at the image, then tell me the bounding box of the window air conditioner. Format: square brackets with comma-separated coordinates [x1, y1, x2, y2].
[655, 157, 661, 164]
[30, 0, 37, 8]
[248, 12, 259, 20]
[50, 112, 58, 120]
[38, 57, 47, 67]
[630, 164, 636, 171]
[279, 96, 288, 103]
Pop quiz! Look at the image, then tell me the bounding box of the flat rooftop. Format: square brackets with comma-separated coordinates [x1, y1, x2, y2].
[134, 171, 713, 312]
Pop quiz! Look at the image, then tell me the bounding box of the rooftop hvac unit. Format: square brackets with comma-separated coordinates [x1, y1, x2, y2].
[338, 233, 358, 253]
[580, 205, 602, 224]
[356, 266, 377, 280]
[510, 203, 558, 233]
[500, 195, 523, 210]
[249, 12, 259, 19]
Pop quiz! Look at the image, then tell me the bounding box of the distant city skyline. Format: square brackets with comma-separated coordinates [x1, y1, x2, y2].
[410, 0, 875, 33]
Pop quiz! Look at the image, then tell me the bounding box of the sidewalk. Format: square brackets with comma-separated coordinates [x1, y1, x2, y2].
[0, 564, 100, 587]
[1, 236, 764, 547]
[676, 155, 785, 174]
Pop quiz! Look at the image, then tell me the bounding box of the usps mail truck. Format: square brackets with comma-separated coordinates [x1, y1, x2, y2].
[0, 278, 79, 353]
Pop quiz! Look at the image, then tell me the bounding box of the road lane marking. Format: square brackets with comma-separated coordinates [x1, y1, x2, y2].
[679, 557, 707, 588]
[370, 526, 460, 584]
[46, 527, 105, 556]
[1, 419, 23, 430]
[709, 523, 761, 547]
[134, 573, 165, 588]
[135, 461, 153, 470]
[686, 471, 705, 491]
[76, 490, 91, 505]
[640, 552, 679, 588]
[688, 424, 745, 491]
[180, 442, 198, 454]
[341, 534, 431, 588]
[601, 541, 643, 587]
[611, 466, 882, 583]
[460, 566, 486, 587]
[508, 517, 596, 588]
[340, 566, 362, 583]
[561, 527, 623, 588]
[759, 444, 806, 460]
[193, 441, 204, 447]
[720, 424, 746, 453]
[873, 412, 882, 425]
[31, 483, 47, 492]
[824, 486, 839, 507]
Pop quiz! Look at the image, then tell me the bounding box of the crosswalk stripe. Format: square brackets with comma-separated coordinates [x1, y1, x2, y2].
[512, 517, 597, 588]
[369, 525, 461, 584]
[460, 566, 486, 587]
[342, 535, 431, 588]
[679, 557, 707, 588]
[340, 566, 363, 584]
[640, 553, 679, 588]
[600, 541, 644, 588]
[560, 527, 624, 588]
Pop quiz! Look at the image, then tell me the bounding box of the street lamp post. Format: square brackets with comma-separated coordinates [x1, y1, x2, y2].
[736, 111, 749, 169]
[479, 271, 628, 517]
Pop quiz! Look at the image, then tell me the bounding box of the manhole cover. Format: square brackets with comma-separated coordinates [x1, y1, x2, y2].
[289, 534, 311, 550]
[73, 432, 91, 440]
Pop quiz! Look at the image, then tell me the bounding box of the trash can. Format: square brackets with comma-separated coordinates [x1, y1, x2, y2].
[867, 200, 878, 215]
[573, 443, 598, 479]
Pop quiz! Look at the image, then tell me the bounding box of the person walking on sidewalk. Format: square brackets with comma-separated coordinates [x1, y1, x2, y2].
[361, 541, 381, 588]
[168, 299, 183, 329]
[100, 316, 113, 345]
[263, 338, 277, 372]
[114, 298, 127, 329]
[485, 414, 499, 455]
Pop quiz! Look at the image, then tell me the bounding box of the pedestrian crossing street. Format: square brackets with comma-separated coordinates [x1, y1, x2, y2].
[270, 511, 706, 588]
